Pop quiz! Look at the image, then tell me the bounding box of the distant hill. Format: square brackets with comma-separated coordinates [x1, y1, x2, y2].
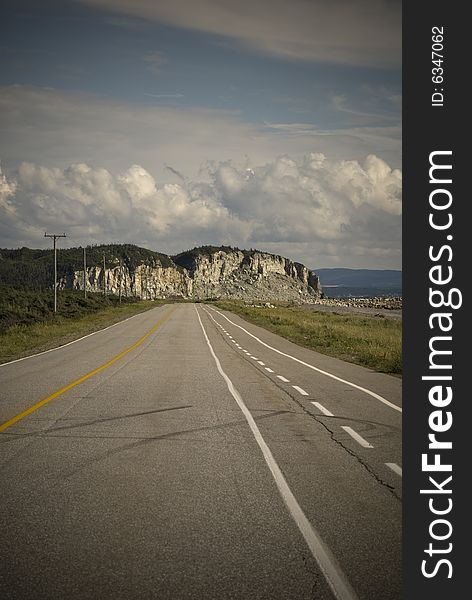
[315, 269, 402, 288]
[0, 244, 322, 303]
[0, 245, 173, 290]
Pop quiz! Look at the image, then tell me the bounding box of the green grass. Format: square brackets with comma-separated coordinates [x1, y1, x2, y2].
[0, 289, 402, 373]
[212, 301, 402, 375]
[0, 286, 168, 363]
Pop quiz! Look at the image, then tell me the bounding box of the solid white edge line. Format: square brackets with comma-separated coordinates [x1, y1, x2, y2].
[386, 462, 402, 477]
[312, 402, 334, 417]
[341, 426, 373, 449]
[206, 306, 401, 414]
[0, 307, 157, 368]
[195, 306, 359, 600]
[277, 375, 290, 383]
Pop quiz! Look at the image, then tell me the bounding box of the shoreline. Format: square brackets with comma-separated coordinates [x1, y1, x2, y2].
[308, 296, 403, 319]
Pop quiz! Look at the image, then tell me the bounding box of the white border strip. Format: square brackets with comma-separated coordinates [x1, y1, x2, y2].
[0, 306, 159, 368]
[207, 307, 401, 414]
[195, 306, 359, 600]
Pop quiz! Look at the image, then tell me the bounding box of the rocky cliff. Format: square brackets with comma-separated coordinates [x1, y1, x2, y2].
[64, 245, 322, 303]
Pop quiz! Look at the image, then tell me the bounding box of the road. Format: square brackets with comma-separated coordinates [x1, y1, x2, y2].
[0, 303, 402, 599]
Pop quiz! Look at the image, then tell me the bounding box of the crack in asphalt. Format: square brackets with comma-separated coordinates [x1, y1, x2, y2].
[284, 391, 401, 501]
[207, 310, 401, 501]
[298, 548, 324, 600]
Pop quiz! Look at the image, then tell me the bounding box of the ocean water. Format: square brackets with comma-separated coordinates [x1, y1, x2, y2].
[321, 286, 402, 298]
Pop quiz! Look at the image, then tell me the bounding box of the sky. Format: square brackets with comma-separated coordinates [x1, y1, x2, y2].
[0, 0, 402, 269]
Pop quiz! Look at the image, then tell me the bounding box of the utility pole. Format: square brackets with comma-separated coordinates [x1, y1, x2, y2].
[103, 254, 106, 296]
[119, 259, 123, 304]
[44, 232, 66, 313]
[83, 246, 87, 299]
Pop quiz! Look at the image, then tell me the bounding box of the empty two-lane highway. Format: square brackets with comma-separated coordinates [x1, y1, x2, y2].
[0, 303, 401, 600]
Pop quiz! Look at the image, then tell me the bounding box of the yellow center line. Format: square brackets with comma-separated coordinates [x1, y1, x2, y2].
[0, 307, 176, 433]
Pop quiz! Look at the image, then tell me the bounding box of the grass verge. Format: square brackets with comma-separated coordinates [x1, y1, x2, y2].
[0, 293, 167, 364]
[212, 301, 402, 375]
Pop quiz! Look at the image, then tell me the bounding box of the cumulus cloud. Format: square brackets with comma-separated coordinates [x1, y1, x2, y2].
[0, 164, 17, 207]
[0, 153, 401, 268]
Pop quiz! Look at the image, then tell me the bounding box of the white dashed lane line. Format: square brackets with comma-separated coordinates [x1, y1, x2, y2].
[207, 306, 401, 414]
[311, 401, 334, 417]
[213, 312, 401, 480]
[197, 306, 360, 600]
[292, 385, 309, 396]
[218, 323, 309, 400]
[386, 463, 402, 477]
[341, 426, 373, 449]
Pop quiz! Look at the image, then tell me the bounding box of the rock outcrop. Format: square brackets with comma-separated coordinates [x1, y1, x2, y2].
[65, 246, 322, 303]
[68, 262, 191, 300]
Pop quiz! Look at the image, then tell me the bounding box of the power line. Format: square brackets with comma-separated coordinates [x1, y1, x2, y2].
[44, 232, 66, 313]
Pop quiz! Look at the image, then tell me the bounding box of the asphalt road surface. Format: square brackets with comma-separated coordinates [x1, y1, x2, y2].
[0, 303, 402, 600]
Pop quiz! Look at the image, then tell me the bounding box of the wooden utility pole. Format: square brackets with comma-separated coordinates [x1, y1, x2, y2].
[103, 254, 106, 296]
[119, 259, 123, 304]
[44, 232, 66, 313]
[83, 246, 87, 299]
